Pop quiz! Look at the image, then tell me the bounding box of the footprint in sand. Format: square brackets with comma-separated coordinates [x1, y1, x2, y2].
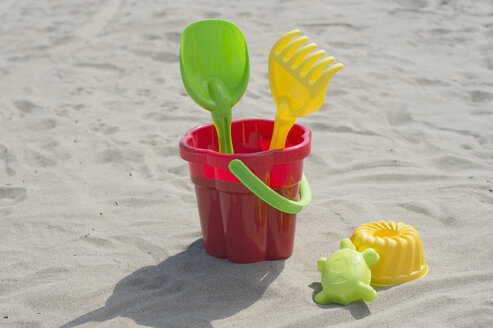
[13, 99, 41, 113]
[23, 117, 57, 131]
[90, 122, 119, 135]
[168, 164, 189, 177]
[134, 50, 179, 63]
[0, 144, 16, 177]
[0, 187, 26, 206]
[468, 90, 492, 104]
[164, 31, 180, 43]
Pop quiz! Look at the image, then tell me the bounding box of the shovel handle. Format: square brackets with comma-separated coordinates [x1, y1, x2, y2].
[229, 159, 311, 214]
[208, 79, 234, 154]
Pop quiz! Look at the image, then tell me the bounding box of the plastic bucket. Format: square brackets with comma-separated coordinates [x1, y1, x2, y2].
[179, 118, 311, 263]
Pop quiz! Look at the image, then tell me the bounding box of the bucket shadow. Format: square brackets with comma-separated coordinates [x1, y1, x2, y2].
[308, 282, 371, 320]
[61, 239, 284, 328]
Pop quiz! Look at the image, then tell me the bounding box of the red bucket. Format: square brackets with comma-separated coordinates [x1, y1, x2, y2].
[179, 118, 311, 263]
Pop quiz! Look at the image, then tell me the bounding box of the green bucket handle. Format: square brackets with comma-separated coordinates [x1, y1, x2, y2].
[228, 159, 311, 214]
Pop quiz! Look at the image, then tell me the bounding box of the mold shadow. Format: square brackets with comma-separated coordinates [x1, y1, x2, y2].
[308, 282, 371, 320]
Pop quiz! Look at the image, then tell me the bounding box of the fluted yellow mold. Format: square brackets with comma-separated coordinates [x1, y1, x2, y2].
[350, 221, 428, 286]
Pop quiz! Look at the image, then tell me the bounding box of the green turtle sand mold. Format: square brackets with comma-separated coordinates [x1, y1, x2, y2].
[315, 239, 379, 306]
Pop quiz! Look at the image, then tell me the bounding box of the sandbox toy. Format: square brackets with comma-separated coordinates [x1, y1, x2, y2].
[315, 221, 428, 305]
[350, 220, 429, 286]
[315, 239, 379, 305]
[178, 18, 428, 308]
[179, 19, 342, 263]
[179, 118, 311, 263]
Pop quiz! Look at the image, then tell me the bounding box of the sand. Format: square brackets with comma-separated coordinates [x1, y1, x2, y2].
[1, 0, 492, 327]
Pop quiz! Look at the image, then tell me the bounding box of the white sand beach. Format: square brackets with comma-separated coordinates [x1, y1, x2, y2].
[1, 0, 493, 327]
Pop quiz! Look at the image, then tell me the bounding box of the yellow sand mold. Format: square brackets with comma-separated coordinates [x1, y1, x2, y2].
[350, 220, 429, 286]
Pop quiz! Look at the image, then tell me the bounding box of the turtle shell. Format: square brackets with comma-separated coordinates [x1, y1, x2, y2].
[322, 248, 372, 287]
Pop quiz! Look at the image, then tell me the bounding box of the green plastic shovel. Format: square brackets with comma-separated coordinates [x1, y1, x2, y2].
[180, 19, 250, 154]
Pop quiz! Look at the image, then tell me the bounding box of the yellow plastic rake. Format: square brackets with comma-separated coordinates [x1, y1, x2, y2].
[269, 30, 344, 149]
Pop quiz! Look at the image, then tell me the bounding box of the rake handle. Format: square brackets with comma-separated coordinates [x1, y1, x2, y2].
[269, 100, 296, 150]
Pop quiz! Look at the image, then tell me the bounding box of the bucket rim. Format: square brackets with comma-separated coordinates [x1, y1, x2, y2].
[179, 118, 311, 168]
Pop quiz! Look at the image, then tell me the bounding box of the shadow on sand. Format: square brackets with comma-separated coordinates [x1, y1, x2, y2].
[61, 239, 284, 328]
[308, 282, 371, 320]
